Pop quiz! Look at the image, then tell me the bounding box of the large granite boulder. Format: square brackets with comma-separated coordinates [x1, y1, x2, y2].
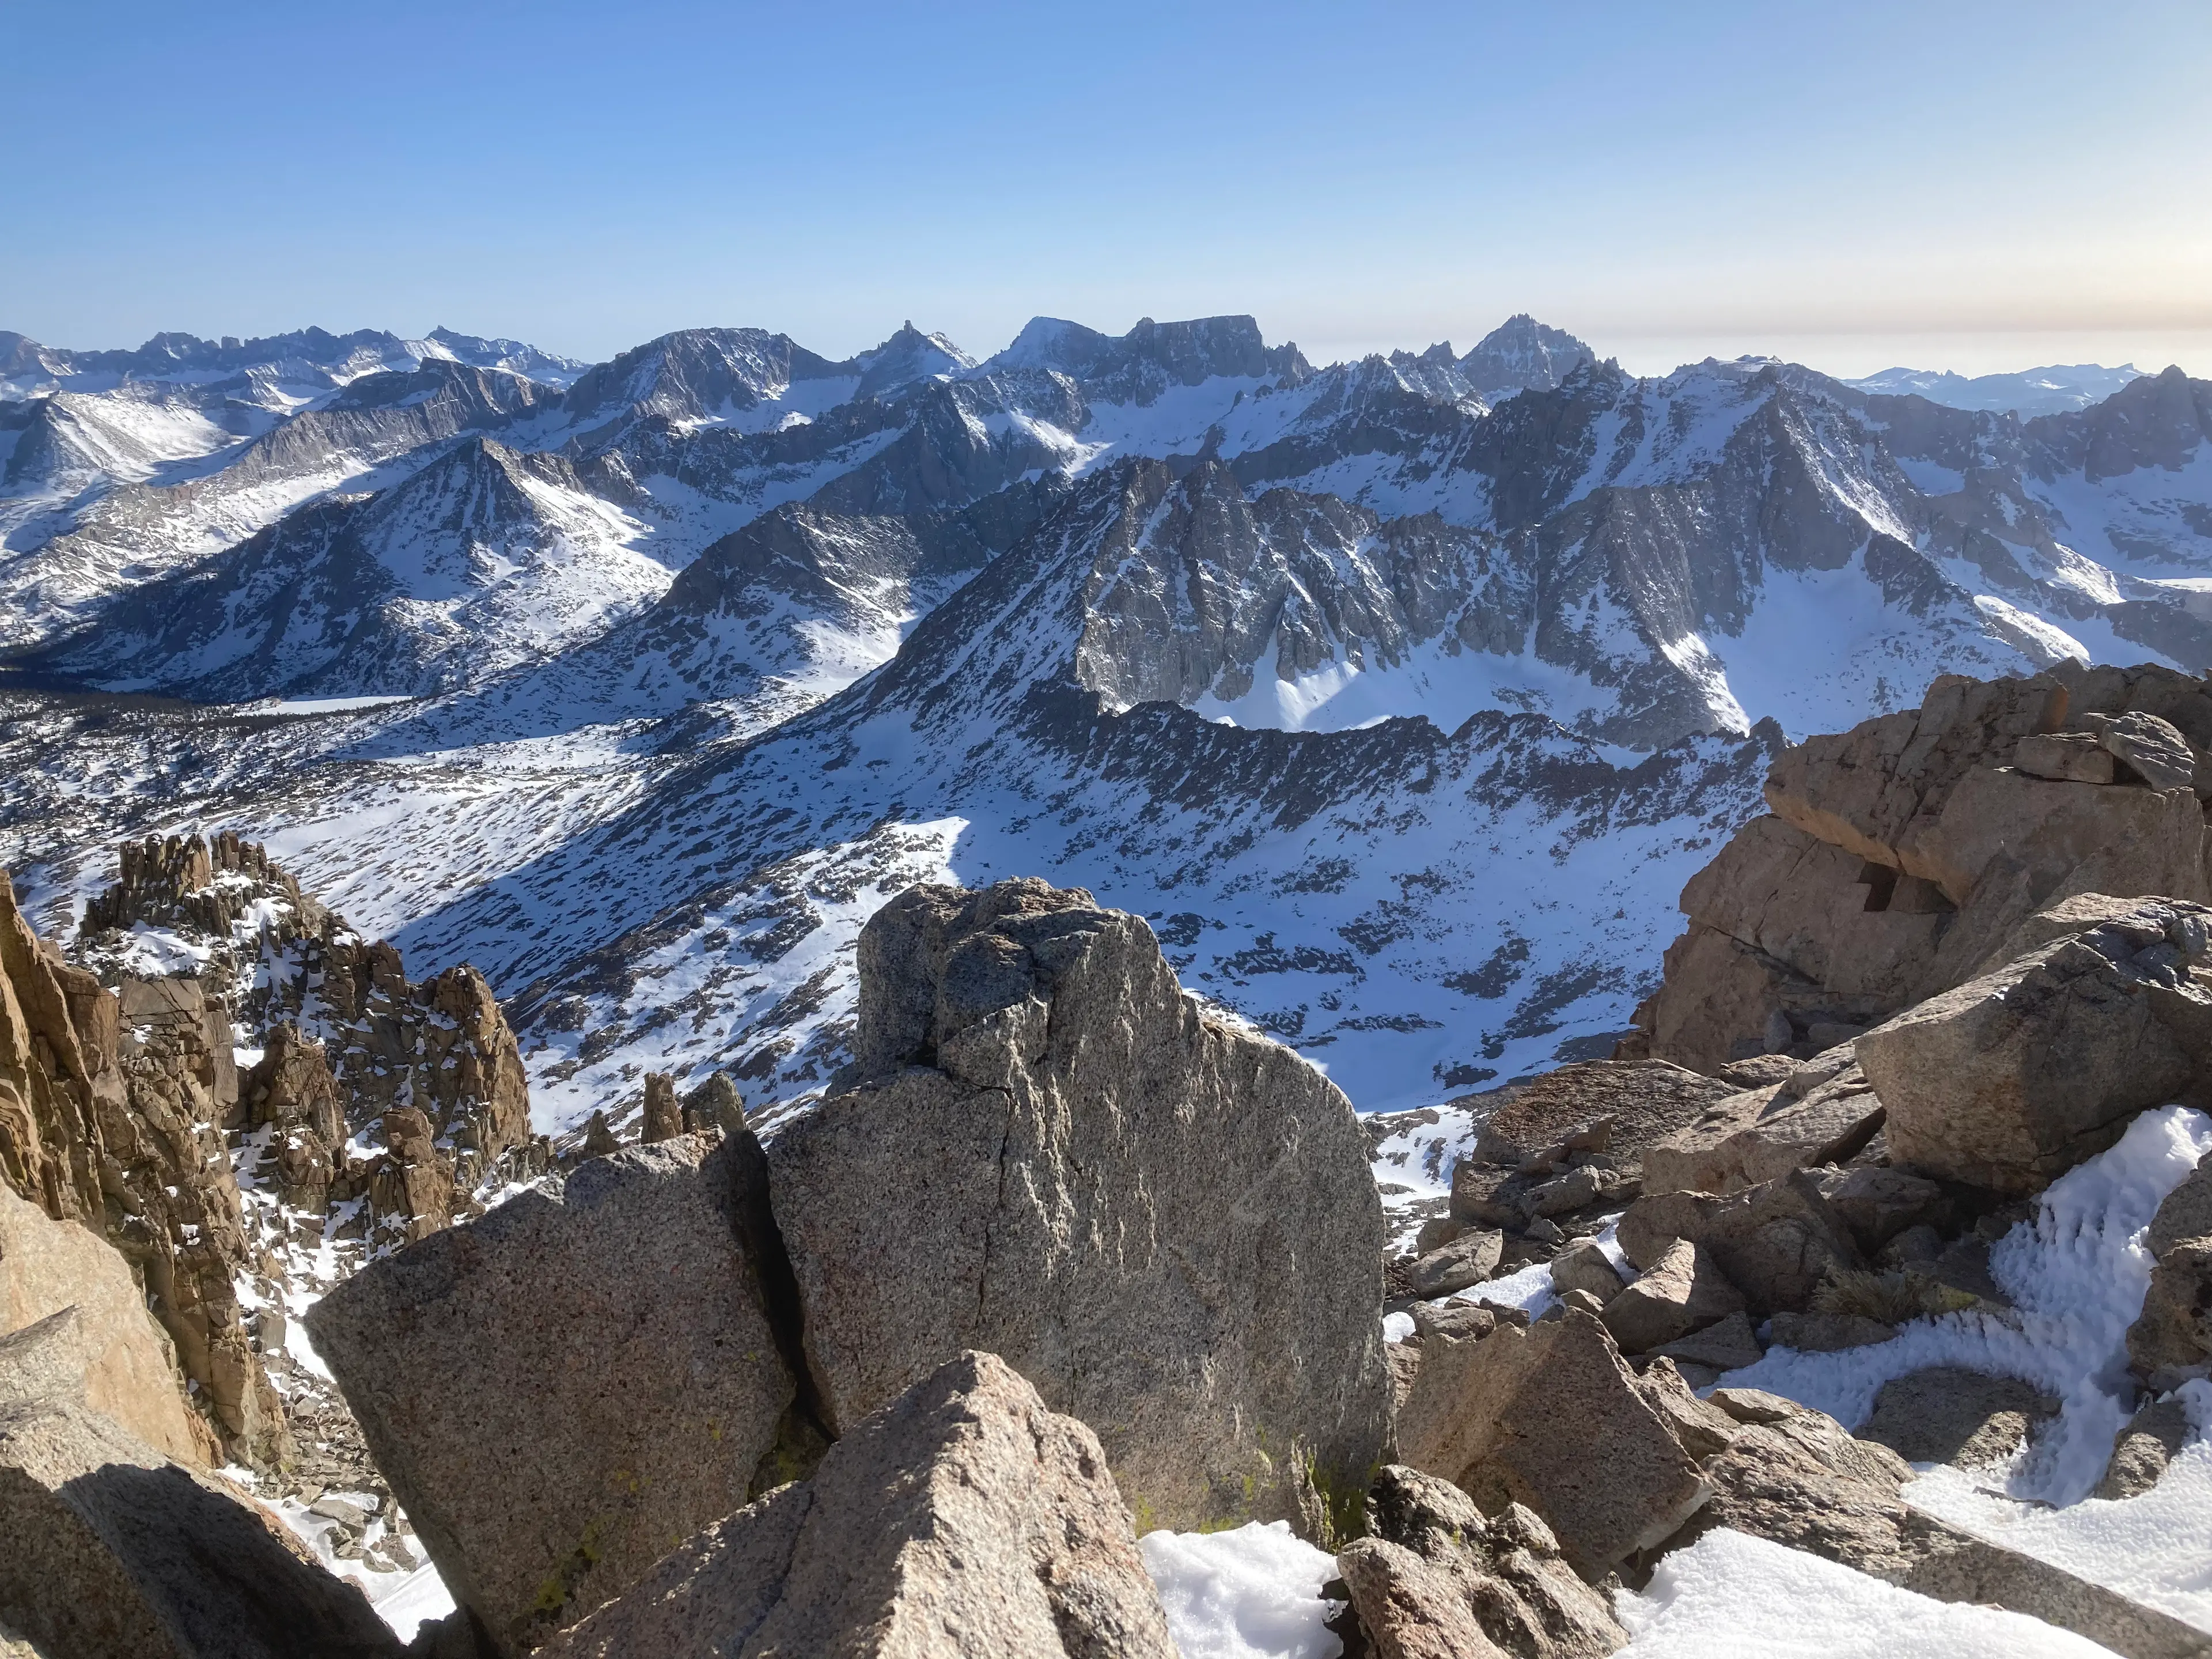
[1856, 899, 2212, 1191]
[1857, 1368, 2059, 1468]
[305, 1134, 801, 1653]
[1466, 1061, 1739, 1168]
[1597, 1238, 1745, 1354]
[0, 1182, 209, 1465]
[1392, 1309, 1709, 1577]
[1642, 1047, 1885, 1197]
[0, 1380, 397, 1658]
[765, 879, 1389, 1537]
[536, 1351, 1176, 1659]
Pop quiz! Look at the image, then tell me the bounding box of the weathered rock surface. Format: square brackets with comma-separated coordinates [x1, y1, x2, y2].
[1857, 1367, 2059, 1468]
[80, 832, 544, 1247]
[0, 1385, 399, 1658]
[1395, 1309, 1709, 1577]
[638, 1072, 680, 1143]
[0, 867, 281, 1469]
[766, 879, 1389, 1537]
[1617, 1169, 1862, 1315]
[1820, 1165, 1954, 1254]
[2016, 731, 2117, 785]
[2094, 1398, 2192, 1501]
[1648, 1309, 1763, 1372]
[1857, 899, 2212, 1191]
[1547, 1240, 1625, 1303]
[1766, 1310, 1897, 1352]
[1625, 665, 2212, 1074]
[2128, 1150, 2212, 1387]
[1447, 1063, 1738, 1244]
[0, 1181, 208, 1465]
[1599, 1238, 1746, 1354]
[2087, 710, 2199, 791]
[1337, 1463, 1624, 1659]
[536, 1351, 1176, 1659]
[1642, 1049, 1884, 1197]
[1469, 1062, 1739, 1168]
[305, 1134, 799, 1653]
[1410, 1229, 1503, 1297]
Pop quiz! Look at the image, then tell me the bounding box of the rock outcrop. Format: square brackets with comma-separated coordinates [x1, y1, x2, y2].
[1856, 1368, 2059, 1468]
[0, 1182, 209, 1465]
[1446, 1063, 1738, 1251]
[764, 878, 1390, 1537]
[304, 1134, 798, 1653]
[1334, 1463, 1625, 1659]
[1623, 664, 2212, 1073]
[78, 831, 542, 1248]
[0, 868, 281, 1468]
[0, 1344, 400, 1659]
[1641, 1047, 1885, 1196]
[1855, 899, 2212, 1191]
[1393, 1309, 1710, 1577]
[536, 1351, 1177, 1659]
[1597, 1238, 1746, 1353]
[1616, 1168, 1862, 1316]
[0, 832, 555, 1479]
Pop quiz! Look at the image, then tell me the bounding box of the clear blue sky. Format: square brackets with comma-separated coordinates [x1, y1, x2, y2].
[5, 1, 2207, 377]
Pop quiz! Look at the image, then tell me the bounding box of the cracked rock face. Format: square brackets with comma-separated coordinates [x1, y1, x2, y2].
[1623, 662, 2212, 1098]
[537, 1351, 1177, 1659]
[767, 877, 1391, 1537]
[304, 1134, 798, 1655]
[1856, 899, 2212, 1192]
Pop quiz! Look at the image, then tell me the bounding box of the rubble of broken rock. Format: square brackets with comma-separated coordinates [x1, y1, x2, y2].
[11, 665, 2212, 1657]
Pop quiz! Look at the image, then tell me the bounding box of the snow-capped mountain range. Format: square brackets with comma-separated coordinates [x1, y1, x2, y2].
[3, 310, 2208, 1126]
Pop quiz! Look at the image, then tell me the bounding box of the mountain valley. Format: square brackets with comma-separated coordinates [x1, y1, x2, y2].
[4, 311, 2211, 1130]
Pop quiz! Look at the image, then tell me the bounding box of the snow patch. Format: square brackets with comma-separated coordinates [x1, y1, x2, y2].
[1139, 1521, 1344, 1659]
[1614, 1527, 2113, 1657]
[1717, 1105, 2212, 1511]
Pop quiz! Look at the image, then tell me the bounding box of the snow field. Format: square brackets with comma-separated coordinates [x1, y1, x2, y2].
[1614, 1528, 2117, 1657]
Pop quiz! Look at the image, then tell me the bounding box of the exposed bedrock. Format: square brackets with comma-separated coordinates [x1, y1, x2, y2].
[1623, 662, 2212, 1075]
[535, 1351, 1177, 1659]
[306, 877, 1390, 1649]
[766, 876, 1392, 1537]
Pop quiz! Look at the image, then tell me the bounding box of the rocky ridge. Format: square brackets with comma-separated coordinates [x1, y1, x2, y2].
[1, 827, 547, 1521]
[6, 824, 2212, 1653]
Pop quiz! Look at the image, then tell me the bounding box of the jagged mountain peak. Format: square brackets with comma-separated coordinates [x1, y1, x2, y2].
[416, 325, 588, 387]
[984, 313, 1311, 404]
[1460, 313, 1597, 402]
[852, 321, 973, 400]
[558, 326, 857, 433]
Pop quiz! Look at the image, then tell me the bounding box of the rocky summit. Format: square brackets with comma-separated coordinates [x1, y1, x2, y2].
[7, 305, 2212, 1656]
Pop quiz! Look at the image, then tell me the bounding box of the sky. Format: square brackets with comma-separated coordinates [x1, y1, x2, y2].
[3, 1, 2209, 379]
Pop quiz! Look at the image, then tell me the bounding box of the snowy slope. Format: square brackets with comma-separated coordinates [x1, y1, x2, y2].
[329, 461, 1779, 1128]
[40, 438, 678, 699]
[5, 313, 2212, 1147]
[0, 361, 559, 649]
[1848, 362, 2145, 418]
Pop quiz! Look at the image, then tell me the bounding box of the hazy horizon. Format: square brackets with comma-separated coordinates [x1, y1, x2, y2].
[5, 1, 2206, 382]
